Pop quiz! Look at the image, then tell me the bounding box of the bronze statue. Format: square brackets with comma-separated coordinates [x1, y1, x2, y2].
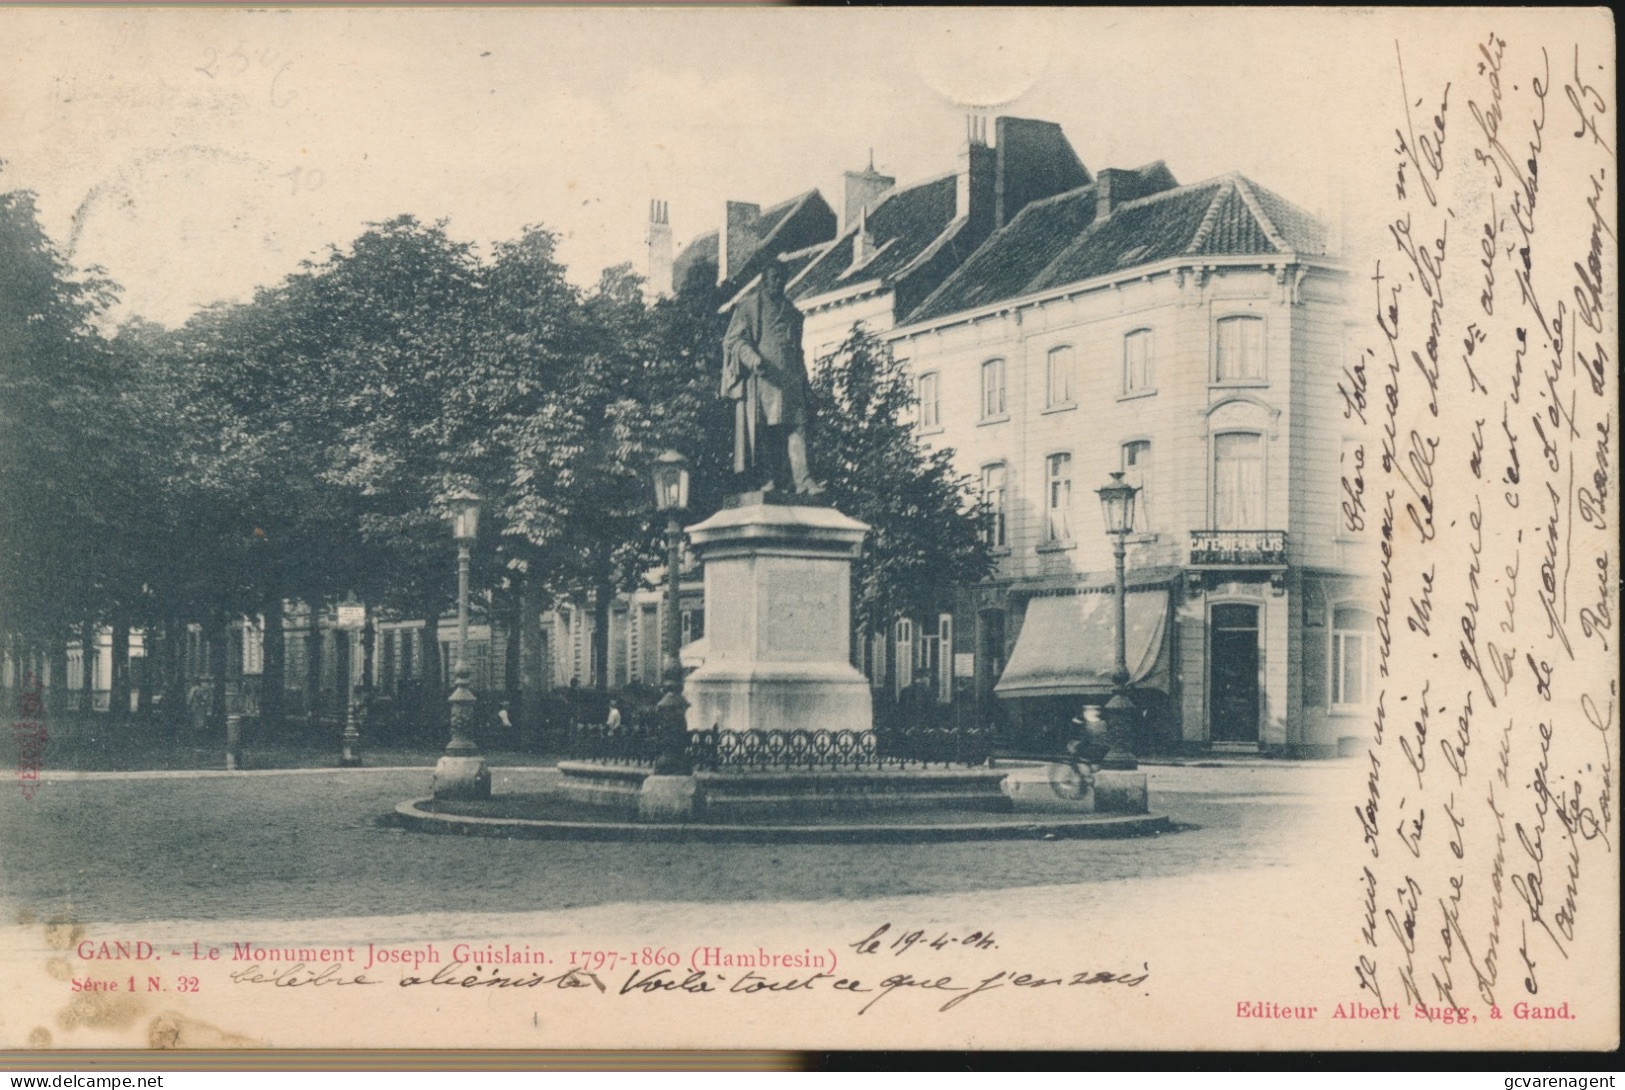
[721, 262, 824, 495]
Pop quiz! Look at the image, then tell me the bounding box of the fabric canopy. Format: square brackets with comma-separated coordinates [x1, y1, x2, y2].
[994, 589, 1169, 698]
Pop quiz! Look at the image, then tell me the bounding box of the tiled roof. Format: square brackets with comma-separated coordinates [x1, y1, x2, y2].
[776, 243, 825, 285]
[788, 174, 959, 302]
[752, 190, 825, 257]
[670, 189, 825, 288]
[907, 172, 1327, 324]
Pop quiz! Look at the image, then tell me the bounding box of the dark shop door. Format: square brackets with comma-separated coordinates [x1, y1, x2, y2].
[1209, 603, 1260, 743]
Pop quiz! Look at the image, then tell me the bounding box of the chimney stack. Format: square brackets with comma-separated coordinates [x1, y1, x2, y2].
[644, 199, 673, 300]
[1094, 171, 1116, 224]
[842, 149, 895, 234]
[719, 200, 761, 284]
[852, 204, 876, 268]
[957, 113, 996, 242]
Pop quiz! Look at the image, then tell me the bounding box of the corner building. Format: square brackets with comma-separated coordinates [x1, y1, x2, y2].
[658, 115, 1369, 757]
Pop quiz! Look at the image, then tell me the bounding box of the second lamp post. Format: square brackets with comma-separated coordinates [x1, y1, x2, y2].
[432, 490, 491, 800]
[1095, 470, 1140, 770]
[652, 451, 690, 773]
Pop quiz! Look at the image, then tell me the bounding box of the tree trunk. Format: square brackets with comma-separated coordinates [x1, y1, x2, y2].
[159, 613, 184, 732]
[78, 619, 97, 713]
[517, 572, 547, 746]
[504, 593, 523, 704]
[305, 608, 323, 721]
[419, 604, 442, 734]
[360, 618, 375, 692]
[209, 614, 229, 733]
[135, 625, 156, 718]
[109, 611, 131, 721]
[591, 579, 611, 692]
[49, 639, 68, 715]
[260, 593, 285, 732]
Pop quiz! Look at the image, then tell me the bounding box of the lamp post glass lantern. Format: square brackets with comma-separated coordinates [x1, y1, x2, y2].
[433, 490, 490, 799]
[1097, 470, 1138, 536]
[654, 450, 690, 514]
[653, 451, 691, 773]
[1095, 471, 1140, 770]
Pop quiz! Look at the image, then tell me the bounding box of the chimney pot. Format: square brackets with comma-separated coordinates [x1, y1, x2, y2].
[645, 196, 674, 300]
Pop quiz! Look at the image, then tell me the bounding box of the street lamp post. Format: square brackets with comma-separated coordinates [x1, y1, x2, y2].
[652, 451, 691, 774]
[432, 491, 491, 800]
[1095, 470, 1140, 771]
[338, 594, 365, 767]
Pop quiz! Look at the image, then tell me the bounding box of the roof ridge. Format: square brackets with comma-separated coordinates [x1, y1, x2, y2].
[870, 170, 957, 218]
[903, 183, 1101, 322]
[894, 214, 969, 283]
[1183, 177, 1235, 255]
[1230, 175, 1290, 252]
[1026, 213, 1111, 293]
[784, 238, 840, 294]
[757, 190, 815, 238]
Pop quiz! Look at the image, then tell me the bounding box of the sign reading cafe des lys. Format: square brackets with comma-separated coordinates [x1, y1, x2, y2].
[0, 6, 1614, 1056]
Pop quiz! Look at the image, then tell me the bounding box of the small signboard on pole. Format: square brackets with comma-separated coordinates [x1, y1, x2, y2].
[336, 603, 367, 630]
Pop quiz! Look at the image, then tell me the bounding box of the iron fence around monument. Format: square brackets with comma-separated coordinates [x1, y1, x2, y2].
[564, 721, 994, 771]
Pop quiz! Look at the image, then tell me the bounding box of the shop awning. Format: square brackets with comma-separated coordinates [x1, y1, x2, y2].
[994, 589, 1170, 698]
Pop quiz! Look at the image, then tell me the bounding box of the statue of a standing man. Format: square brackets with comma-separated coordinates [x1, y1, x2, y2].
[722, 261, 824, 496]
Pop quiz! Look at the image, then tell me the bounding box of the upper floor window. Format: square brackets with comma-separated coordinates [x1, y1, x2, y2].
[1045, 452, 1073, 543]
[1215, 315, 1265, 382]
[1213, 432, 1264, 529]
[1046, 346, 1075, 407]
[1123, 329, 1154, 393]
[1331, 604, 1376, 709]
[980, 358, 1007, 419]
[980, 462, 1008, 548]
[917, 371, 941, 429]
[1122, 440, 1152, 531]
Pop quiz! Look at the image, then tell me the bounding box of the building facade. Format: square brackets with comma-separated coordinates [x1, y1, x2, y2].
[662, 114, 1366, 756]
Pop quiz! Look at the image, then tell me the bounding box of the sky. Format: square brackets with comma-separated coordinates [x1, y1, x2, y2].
[0, 8, 1401, 328]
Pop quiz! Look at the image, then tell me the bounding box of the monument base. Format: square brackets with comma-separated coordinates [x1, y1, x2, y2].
[1000, 764, 1149, 814]
[557, 761, 1012, 823]
[681, 501, 872, 736]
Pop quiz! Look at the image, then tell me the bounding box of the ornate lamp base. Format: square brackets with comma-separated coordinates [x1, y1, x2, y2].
[432, 754, 491, 800]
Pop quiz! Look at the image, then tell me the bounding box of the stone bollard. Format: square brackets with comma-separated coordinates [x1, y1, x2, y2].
[225, 713, 243, 772]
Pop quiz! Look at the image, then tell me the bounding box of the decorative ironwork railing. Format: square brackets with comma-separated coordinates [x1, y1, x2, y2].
[1188, 529, 1287, 566]
[565, 721, 676, 766]
[565, 722, 995, 772]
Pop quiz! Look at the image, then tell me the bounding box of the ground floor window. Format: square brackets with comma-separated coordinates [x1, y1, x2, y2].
[1330, 603, 1375, 709]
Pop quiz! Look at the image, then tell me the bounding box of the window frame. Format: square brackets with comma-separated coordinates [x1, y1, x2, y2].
[1329, 602, 1376, 712]
[1211, 429, 1266, 530]
[916, 370, 941, 431]
[1122, 328, 1155, 395]
[1121, 438, 1153, 533]
[1044, 345, 1076, 410]
[979, 357, 1008, 421]
[1043, 450, 1074, 545]
[1214, 314, 1267, 384]
[979, 461, 1009, 549]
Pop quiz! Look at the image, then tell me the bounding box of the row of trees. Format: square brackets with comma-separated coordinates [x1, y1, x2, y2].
[0, 170, 992, 727]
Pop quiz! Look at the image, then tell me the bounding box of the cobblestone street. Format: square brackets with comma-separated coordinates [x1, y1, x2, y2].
[0, 760, 1346, 924]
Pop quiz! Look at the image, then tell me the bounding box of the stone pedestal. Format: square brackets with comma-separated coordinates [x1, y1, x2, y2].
[1000, 764, 1149, 814]
[683, 502, 872, 736]
[432, 755, 491, 800]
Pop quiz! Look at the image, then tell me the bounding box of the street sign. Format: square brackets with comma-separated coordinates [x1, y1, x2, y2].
[336, 603, 367, 629]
